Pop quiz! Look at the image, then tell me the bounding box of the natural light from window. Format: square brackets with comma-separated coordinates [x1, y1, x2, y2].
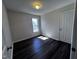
[38, 36, 48, 40]
[32, 18, 39, 32]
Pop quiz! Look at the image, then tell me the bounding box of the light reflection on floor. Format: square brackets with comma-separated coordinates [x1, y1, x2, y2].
[33, 39, 42, 52]
[32, 38, 45, 59]
[33, 36, 49, 53]
[32, 36, 49, 59]
[37, 36, 48, 40]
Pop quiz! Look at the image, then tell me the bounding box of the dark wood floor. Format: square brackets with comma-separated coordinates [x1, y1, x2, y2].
[13, 36, 71, 59]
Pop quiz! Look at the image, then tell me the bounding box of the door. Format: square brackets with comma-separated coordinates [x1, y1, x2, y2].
[59, 9, 75, 43]
[70, 3, 77, 59]
[2, 31, 13, 59]
[2, 3, 13, 59]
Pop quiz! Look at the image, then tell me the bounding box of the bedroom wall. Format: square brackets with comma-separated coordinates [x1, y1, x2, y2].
[7, 10, 41, 43]
[41, 10, 60, 40]
[41, 3, 75, 43]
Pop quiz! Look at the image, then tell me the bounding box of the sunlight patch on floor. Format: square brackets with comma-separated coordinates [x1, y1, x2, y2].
[38, 36, 48, 40]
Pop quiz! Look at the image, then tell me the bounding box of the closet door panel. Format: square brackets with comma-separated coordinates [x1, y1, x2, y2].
[59, 13, 66, 42]
[64, 10, 74, 43]
[60, 10, 75, 44]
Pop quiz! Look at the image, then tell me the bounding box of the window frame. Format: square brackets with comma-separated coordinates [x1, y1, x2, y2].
[32, 18, 39, 33]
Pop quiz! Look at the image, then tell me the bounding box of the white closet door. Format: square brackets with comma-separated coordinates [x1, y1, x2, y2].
[59, 13, 65, 42]
[59, 10, 75, 44]
[2, 3, 13, 59]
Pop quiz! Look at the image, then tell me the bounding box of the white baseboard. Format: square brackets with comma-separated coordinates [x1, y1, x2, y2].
[13, 34, 41, 43]
[13, 36, 33, 43]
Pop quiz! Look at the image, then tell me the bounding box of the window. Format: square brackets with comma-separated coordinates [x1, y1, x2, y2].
[32, 18, 39, 32]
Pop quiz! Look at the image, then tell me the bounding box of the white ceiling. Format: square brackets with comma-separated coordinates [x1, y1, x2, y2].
[3, 0, 76, 15]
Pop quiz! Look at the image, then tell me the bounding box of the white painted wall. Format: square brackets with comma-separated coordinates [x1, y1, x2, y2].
[41, 11, 60, 40]
[41, 3, 75, 44]
[7, 10, 41, 43]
